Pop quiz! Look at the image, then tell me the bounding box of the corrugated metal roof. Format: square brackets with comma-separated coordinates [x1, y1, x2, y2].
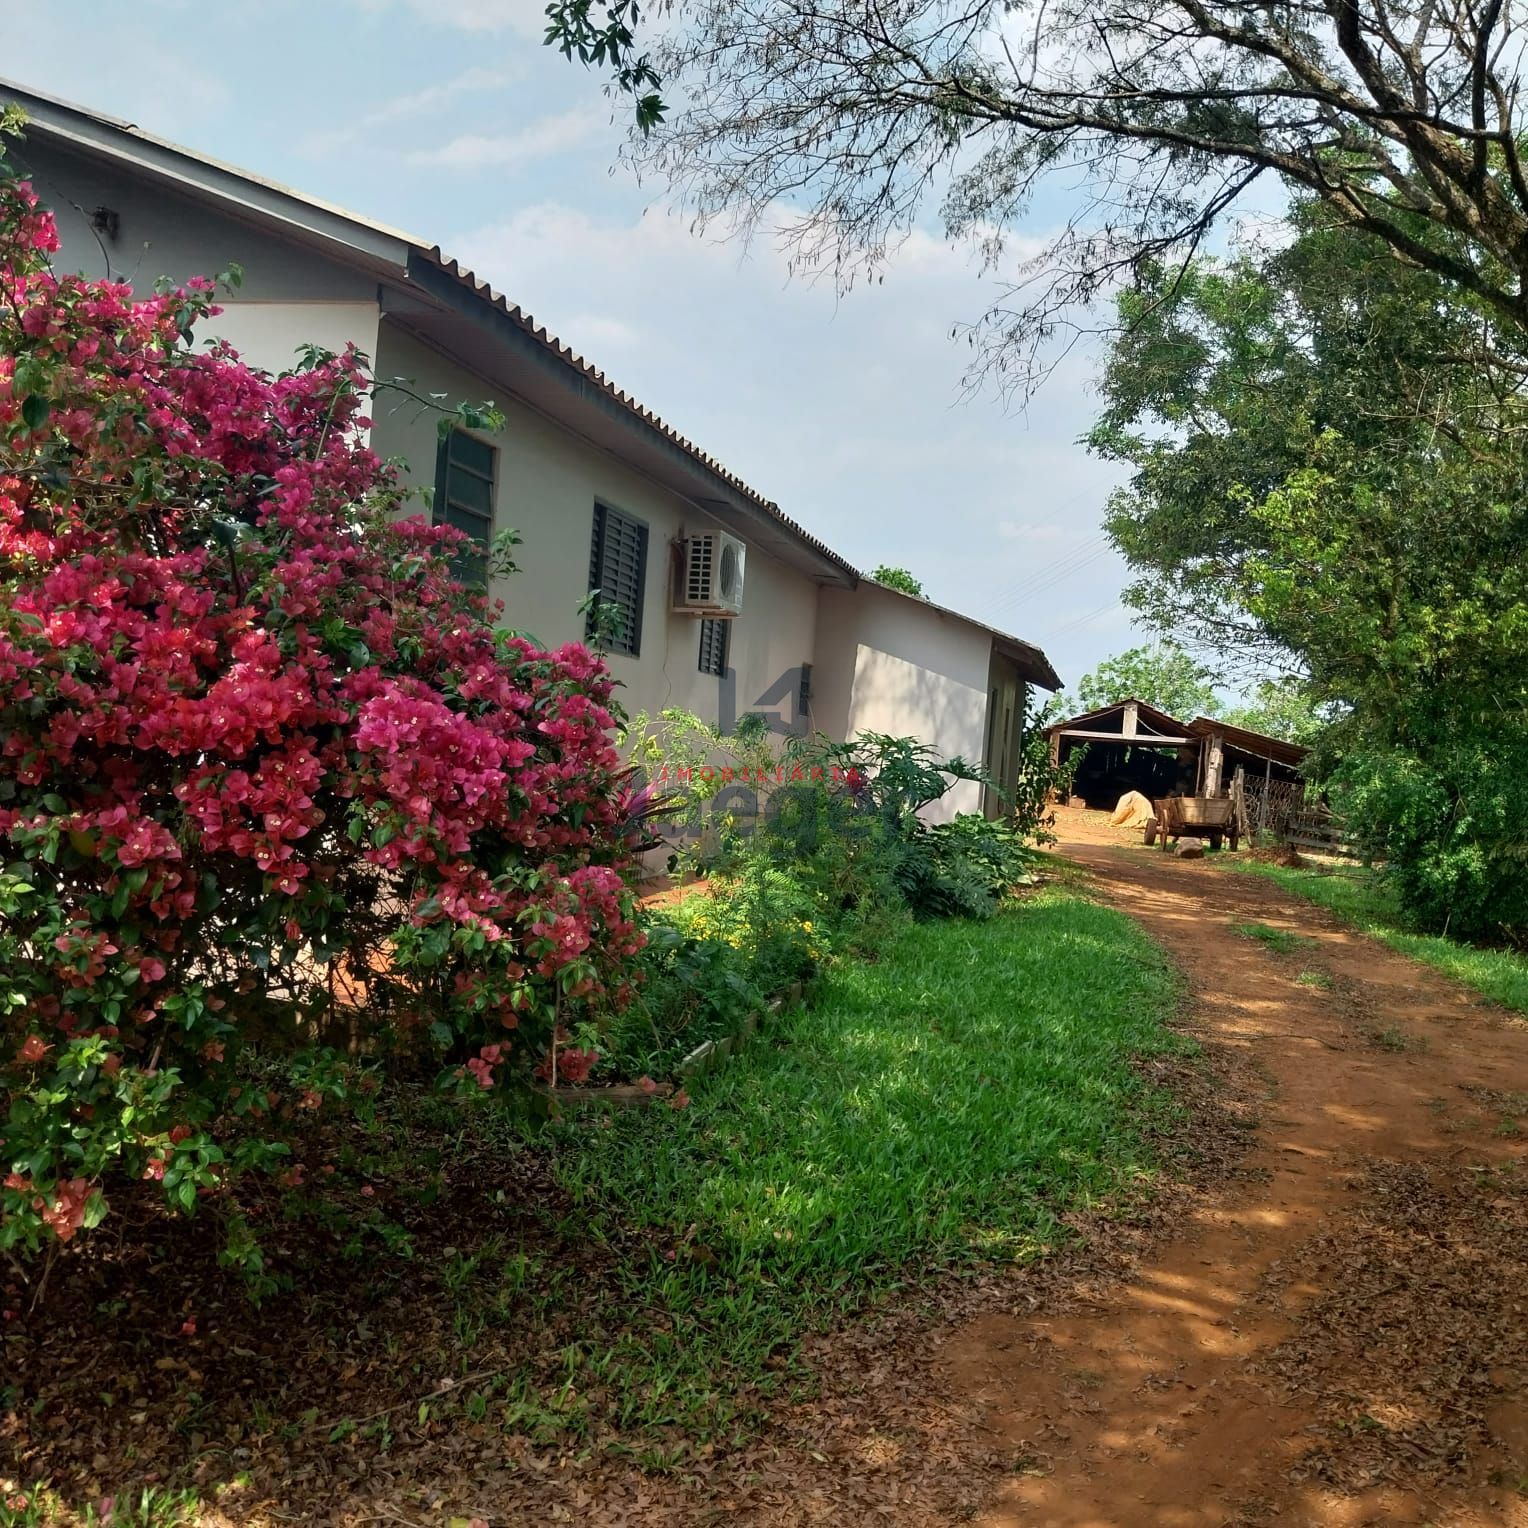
[1046, 697, 1189, 737]
[1188, 716, 1308, 767]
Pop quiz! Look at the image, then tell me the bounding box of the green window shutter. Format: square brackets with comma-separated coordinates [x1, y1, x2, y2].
[433, 429, 496, 587]
[587, 502, 648, 655]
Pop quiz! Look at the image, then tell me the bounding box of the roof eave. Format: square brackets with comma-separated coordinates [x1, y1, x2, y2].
[992, 635, 1062, 691]
[9, 82, 414, 276]
[403, 251, 859, 586]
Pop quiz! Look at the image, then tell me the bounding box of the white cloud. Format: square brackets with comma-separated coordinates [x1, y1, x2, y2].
[997, 519, 1069, 542]
[0, 25, 229, 140]
[407, 108, 603, 169]
[354, 0, 546, 36]
[301, 66, 521, 156]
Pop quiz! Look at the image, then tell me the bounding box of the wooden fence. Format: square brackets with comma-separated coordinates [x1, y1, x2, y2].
[1232, 768, 1358, 858]
[1286, 807, 1359, 859]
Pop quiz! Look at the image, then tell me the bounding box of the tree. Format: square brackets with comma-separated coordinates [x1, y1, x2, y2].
[1092, 198, 1528, 712]
[1073, 643, 1221, 721]
[0, 138, 646, 1264]
[601, 0, 1528, 393]
[870, 564, 924, 597]
[1221, 680, 1328, 747]
[544, 0, 665, 133]
[1091, 200, 1528, 938]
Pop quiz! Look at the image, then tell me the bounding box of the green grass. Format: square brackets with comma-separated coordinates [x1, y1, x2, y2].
[1233, 920, 1311, 955]
[1221, 859, 1528, 1017]
[532, 888, 1190, 1438]
[1, 892, 1195, 1508]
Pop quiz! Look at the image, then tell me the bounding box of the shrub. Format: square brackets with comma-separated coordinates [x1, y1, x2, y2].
[899, 814, 1038, 921]
[599, 925, 768, 1078]
[1332, 729, 1528, 943]
[0, 143, 642, 1260]
[665, 860, 824, 991]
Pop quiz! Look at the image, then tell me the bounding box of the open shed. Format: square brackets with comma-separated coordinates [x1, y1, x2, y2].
[1047, 700, 1310, 816]
[1185, 716, 1309, 832]
[1045, 698, 1200, 809]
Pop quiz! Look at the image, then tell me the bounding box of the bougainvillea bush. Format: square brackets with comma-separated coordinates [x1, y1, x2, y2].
[0, 135, 643, 1265]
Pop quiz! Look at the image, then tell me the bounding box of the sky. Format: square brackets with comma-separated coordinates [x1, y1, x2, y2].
[2, 0, 1153, 692]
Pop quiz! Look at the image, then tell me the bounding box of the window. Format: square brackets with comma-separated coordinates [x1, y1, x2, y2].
[697, 616, 729, 677]
[587, 502, 648, 655]
[434, 430, 495, 586]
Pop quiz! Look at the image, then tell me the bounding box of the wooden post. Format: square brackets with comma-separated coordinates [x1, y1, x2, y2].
[1204, 731, 1225, 796]
[1123, 700, 1139, 739]
[1260, 756, 1272, 832]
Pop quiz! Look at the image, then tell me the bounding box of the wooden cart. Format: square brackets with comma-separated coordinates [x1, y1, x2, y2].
[1145, 794, 1239, 852]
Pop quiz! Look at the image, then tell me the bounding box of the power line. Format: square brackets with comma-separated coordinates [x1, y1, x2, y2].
[983, 534, 1112, 619]
[986, 542, 1116, 617]
[1049, 599, 1123, 639]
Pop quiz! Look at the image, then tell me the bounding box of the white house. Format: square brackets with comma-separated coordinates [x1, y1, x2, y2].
[5, 78, 1058, 818]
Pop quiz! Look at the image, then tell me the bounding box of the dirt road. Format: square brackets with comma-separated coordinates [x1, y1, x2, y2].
[944, 810, 1528, 1527]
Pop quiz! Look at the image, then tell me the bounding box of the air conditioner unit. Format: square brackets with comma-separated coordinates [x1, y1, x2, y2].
[673, 530, 746, 617]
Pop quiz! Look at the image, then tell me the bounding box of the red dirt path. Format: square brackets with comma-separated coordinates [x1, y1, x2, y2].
[943, 808, 1528, 1526]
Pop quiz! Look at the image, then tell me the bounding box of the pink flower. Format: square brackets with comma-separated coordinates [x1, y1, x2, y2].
[16, 1034, 49, 1065]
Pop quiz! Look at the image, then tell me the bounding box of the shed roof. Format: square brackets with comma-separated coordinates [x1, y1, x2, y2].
[1045, 697, 1190, 740]
[1188, 716, 1309, 768]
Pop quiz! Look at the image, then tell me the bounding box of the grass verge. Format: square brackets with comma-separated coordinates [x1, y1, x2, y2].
[6, 889, 1191, 1516]
[1219, 859, 1528, 1017]
[538, 885, 1190, 1438]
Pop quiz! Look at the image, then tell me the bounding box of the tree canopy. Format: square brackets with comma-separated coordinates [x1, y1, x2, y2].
[1091, 199, 1528, 724]
[570, 0, 1528, 391]
[1091, 199, 1528, 938]
[1072, 643, 1221, 721]
[1220, 681, 1328, 747]
[870, 565, 925, 597]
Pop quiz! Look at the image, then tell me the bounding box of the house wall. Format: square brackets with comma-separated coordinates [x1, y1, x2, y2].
[22, 138, 381, 376]
[813, 584, 993, 822]
[373, 323, 819, 735]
